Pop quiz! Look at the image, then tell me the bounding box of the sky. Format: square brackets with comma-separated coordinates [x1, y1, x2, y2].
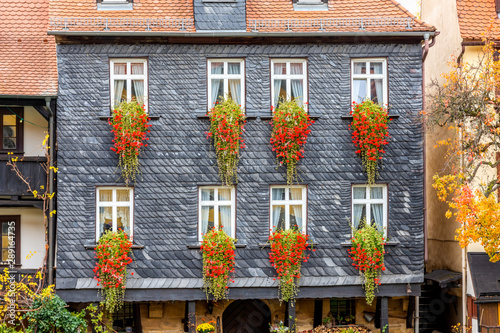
[396, 0, 420, 16]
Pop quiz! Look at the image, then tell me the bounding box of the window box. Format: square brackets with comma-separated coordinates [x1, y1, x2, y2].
[198, 186, 236, 241]
[270, 185, 307, 233]
[96, 187, 134, 241]
[110, 59, 148, 112]
[351, 58, 388, 106]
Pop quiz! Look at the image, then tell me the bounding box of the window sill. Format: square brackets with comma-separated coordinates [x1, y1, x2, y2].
[258, 242, 318, 249]
[187, 243, 247, 249]
[340, 114, 400, 120]
[340, 240, 400, 247]
[84, 244, 145, 250]
[99, 116, 160, 121]
[0, 155, 45, 161]
[195, 114, 258, 120]
[260, 115, 320, 121]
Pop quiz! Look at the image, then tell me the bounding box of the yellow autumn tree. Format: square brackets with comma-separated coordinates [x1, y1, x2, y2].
[427, 40, 500, 262]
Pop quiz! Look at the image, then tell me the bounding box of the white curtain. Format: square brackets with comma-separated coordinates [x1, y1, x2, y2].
[291, 205, 302, 230]
[374, 79, 383, 104]
[113, 64, 126, 107]
[99, 207, 113, 235]
[218, 189, 231, 201]
[201, 189, 213, 201]
[228, 63, 241, 104]
[290, 64, 304, 106]
[131, 63, 144, 105]
[290, 188, 302, 200]
[353, 80, 366, 103]
[353, 204, 365, 229]
[117, 206, 130, 234]
[219, 206, 232, 236]
[201, 206, 211, 235]
[273, 63, 286, 106]
[272, 206, 284, 230]
[371, 204, 383, 229]
[211, 63, 223, 106]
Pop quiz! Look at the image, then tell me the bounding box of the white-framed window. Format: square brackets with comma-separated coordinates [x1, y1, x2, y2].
[207, 59, 245, 109]
[110, 59, 148, 111]
[271, 59, 308, 108]
[270, 185, 307, 233]
[352, 185, 387, 234]
[96, 187, 134, 241]
[198, 186, 236, 241]
[351, 58, 387, 105]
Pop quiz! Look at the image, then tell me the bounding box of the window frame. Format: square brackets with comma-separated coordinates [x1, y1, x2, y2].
[207, 59, 246, 111]
[351, 184, 388, 235]
[0, 107, 24, 154]
[270, 59, 308, 109]
[350, 58, 388, 106]
[0, 215, 21, 267]
[269, 185, 308, 234]
[198, 186, 236, 241]
[109, 58, 148, 113]
[95, 187, 134, 242]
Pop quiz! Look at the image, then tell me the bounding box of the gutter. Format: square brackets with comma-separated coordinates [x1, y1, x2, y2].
[43, 97, 56, 286]
[421, 32, 438, 265]
[47, 30, 437, 38]
[0, 94, 58, 99]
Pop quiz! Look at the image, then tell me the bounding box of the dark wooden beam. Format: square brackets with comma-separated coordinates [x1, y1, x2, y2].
[188, 301, 196, 333]
[313, 299, 323, 328]
[380, 297, 389, 333]
[0, 200, 43, 209]
[288, 300, 296, 333]
[0, 98, 48, 107]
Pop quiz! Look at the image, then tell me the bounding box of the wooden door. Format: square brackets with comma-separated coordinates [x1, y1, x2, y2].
[222, 300, 272, 333]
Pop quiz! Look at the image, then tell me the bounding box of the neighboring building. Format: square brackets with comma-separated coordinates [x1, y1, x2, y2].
[421, 0, 500, 332]
[0, 0, 57, 280]
[49, 0, 435, 332]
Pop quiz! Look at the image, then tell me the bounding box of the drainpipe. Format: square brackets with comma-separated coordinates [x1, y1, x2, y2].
[44, 97, 55, 286]
[422, 33, 430, 264]
[415, 296, 420, 333]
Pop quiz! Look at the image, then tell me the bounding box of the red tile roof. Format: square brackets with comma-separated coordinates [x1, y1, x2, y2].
[0, 0, 58, 96]
[457, 0, 500, 40]
[246, 0, 435, 33]
[49, 0, 195, 32]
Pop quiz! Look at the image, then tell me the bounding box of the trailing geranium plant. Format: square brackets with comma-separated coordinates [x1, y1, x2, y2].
[200, 227, 236, 302]
[348, 221, 386, 305]
[350, 100, 390, 184]
[268, 228, 312, 303]
[109, 100, 151, 185]
[206, 97, 246, 186]
[93, 230, 133, 313]
[270, 100, 314, 185]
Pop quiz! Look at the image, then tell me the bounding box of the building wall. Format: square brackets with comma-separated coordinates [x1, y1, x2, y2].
[0, 207, 46, 269]
[24, 106, 48, 157]
[55, 43, 425, 292]
[421, 0, 464, 274]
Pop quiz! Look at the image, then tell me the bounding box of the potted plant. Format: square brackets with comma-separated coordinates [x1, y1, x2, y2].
[269, 321, 290, 333]
[109, 100, 151, 185]
[206, 97, 246, 185]
[270, 100, 314, 184]
[197, 322, 216, 333]
[348, 221, 386, 305]
[322, 316, 332, 328]
[200, 227, 236, 302]
[350, 100, 390, 184]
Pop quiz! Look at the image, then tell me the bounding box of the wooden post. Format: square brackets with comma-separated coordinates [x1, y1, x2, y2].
[380, 297, 389, 333]
[288, 300, 296, 333]
[188, 301, 196, 333]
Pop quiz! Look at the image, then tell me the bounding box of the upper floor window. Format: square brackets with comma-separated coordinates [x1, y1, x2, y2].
[1, 108, 23, 154]
[110, 59, 148, 111]
[271, 59, 308, 108]
[352, 185, 387, 233]
[351, 58, 387, 105]
[198, 186, 236, 241]
[96, 187, 134, 241]
[207, 59, 245, 109]
[270, 185, 307, 233]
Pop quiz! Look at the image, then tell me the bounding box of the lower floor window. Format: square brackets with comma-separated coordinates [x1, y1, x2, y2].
[96, 187, 134, 241]
[199, 186, 236, 240]
[111, 303, 140, 333]
[330, 298, 356, 325]
[0, 216, 19, 265]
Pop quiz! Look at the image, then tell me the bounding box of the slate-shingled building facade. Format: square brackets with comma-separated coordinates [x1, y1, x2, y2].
[49, 0, 436, 332]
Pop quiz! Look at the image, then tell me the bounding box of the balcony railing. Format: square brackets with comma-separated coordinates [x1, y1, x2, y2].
[0, 157, 47, 196]
[481, 326, 500, 333]
[49, 17, 194, 32]
[248, 17, 415, 32]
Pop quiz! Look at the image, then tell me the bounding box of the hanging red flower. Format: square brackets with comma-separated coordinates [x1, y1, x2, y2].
[350, 100, 390, 184]
[270, 100, 314, 185]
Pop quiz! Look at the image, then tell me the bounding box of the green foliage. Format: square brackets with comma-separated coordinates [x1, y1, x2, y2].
[23, 292, 87, 333]
[0, 323, 19, 333]
[206, 97, 246, 186]
[86, 303, 115, 333]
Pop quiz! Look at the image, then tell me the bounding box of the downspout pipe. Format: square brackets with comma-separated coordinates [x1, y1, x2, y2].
[44, 97, 55, 286]
[422, 33, 430, 265]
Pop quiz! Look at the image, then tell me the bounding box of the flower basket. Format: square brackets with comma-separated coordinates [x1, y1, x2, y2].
[109, 100, 151, 185]
[201, 228, 236, 302]
[347, 222, 386, 305]
[197, 322, 216, 333]
[268, 229, 312, 303]
[270, 100, 314, 185]
[93, 230, 133, 313]
[206, 97, 246, 185]
[350, 100, 390, 184]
